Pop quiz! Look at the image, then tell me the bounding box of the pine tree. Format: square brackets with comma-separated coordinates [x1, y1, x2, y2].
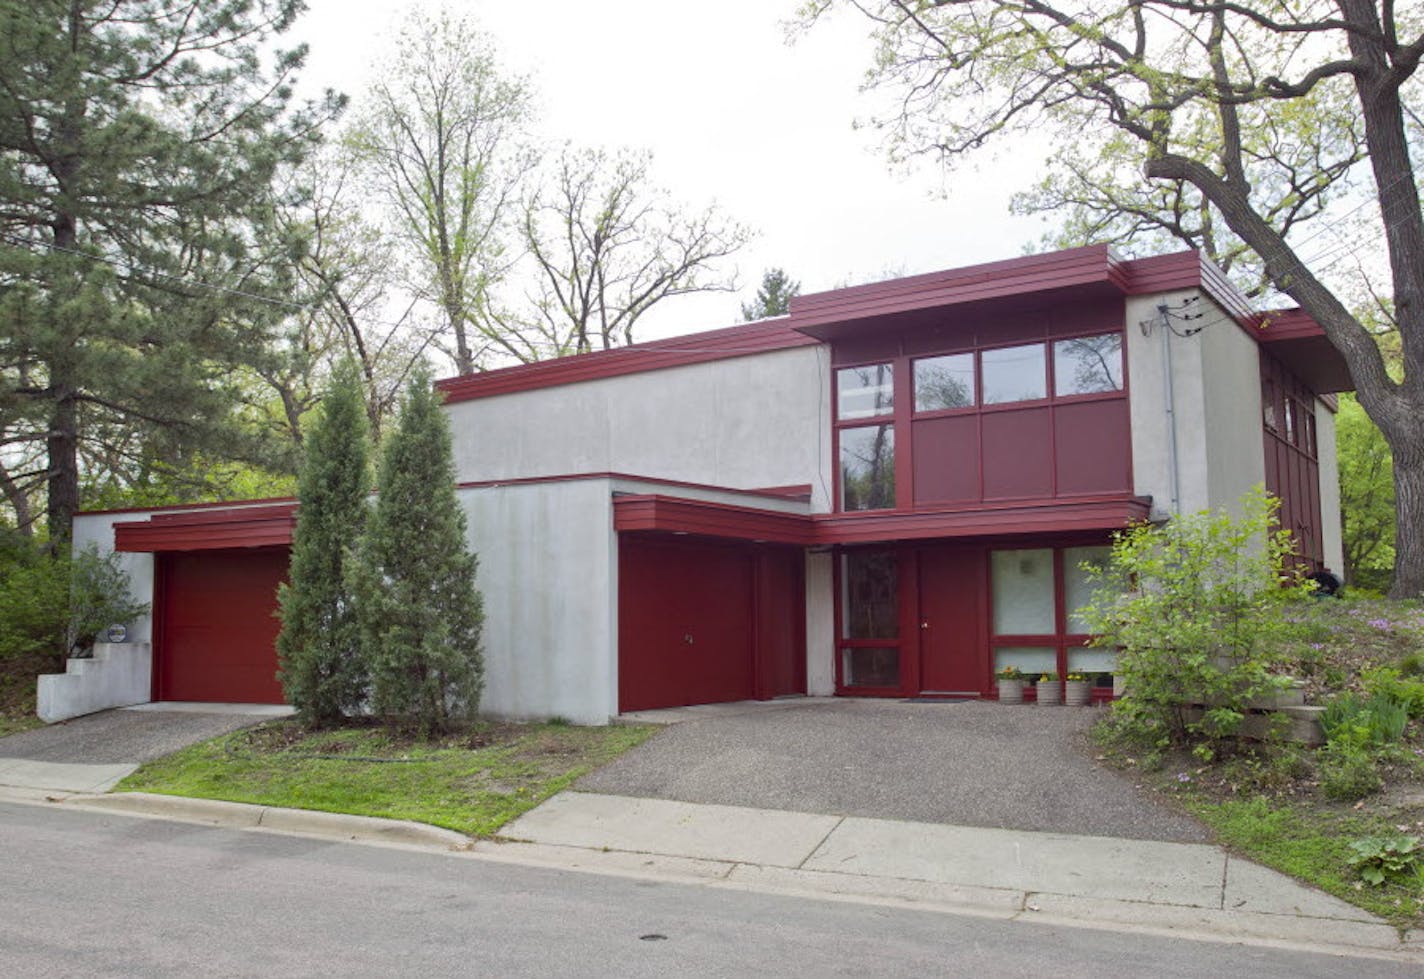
[0, 1, 344, 541]
[276, 362, 371, 726]
[741, 268, 800, 321]
[349, 370, 483, 734]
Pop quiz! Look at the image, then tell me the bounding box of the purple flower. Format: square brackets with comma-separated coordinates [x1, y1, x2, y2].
[1309, 642, 1324, 650]
[1368, 619, 1392, 631]
[1176, 772, 1192, 783]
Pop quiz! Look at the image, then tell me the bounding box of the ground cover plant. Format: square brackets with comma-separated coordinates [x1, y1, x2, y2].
[118, 719, 655, 838]
[1096, 595, 1424, 926]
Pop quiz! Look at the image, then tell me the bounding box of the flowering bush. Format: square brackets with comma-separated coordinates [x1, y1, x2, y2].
[1065, 672, 1089, 683]
[996, 665, 1022, 681]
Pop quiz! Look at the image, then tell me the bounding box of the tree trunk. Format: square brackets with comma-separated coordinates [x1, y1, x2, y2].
[1390, 436, 1424, 597]
[46, 383, 79, 545]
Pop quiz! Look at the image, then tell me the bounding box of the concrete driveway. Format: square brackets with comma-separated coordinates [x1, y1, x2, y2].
[0, 702, 291, 793]
[580, 698, 1208, 843]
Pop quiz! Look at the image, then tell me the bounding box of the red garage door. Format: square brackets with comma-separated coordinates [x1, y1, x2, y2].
[156, 548, 288, 704]
[618, 537, 805, 713]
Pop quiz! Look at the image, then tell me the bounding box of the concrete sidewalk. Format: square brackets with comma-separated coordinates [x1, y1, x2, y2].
[496, 791, 1416, 958]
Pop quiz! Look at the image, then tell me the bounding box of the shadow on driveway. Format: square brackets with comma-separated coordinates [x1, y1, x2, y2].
[579, 698, 1208, 843]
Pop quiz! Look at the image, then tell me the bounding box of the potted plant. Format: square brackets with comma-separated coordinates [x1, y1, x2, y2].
[996, 665, 1025, 704]
[1036, 671, 1061, 705]
[1064, 671, 1092, 706]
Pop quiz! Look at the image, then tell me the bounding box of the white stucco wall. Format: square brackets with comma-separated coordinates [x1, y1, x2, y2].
[1126, 289, 1267, 518]
[1199, 302, 1268, 513]
[72, 512, 157, 643]
[1315, 398, 1345, 574]
[445, 346, 835, 512]
[805, 551, 835, 696]
[1126, 289, 1209, 518]
[458, 479, 619, 725]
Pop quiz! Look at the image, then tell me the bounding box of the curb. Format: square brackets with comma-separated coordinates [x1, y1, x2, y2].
[467, 838, 1424, 963]
[65, 791, 472, 850]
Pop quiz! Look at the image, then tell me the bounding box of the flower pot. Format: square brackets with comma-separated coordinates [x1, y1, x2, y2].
[997, 678, 1024, 704]
[1036, 680, 1061, 705]
[1064, 679, 1092, 706]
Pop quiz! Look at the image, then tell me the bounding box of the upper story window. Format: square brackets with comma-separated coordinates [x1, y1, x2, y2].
[1053, 334, 1123, 395]
[839, 424, 896, 510]
[837, 363, 894, 420]
[913, 353, 975, 411]
[981, 343, 1047, 404]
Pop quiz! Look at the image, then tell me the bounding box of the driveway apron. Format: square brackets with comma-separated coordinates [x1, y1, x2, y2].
[580, 698, 1208, 843]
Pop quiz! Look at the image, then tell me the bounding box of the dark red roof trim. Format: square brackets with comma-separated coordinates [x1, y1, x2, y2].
[613, 492, 1152, 547]
[114, 503, 297, 552]
[435, 318, 818, 406]
[789, 245, 1130, 333]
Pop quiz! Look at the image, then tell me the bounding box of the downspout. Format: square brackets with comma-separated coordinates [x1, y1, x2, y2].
[1159, 304, 1181, 516]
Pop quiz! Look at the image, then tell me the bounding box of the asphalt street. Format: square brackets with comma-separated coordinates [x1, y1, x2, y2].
[1, 799, 1410, 977]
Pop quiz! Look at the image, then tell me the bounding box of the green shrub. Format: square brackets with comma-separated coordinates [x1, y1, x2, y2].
[1321, 691, 1409, 746]
[1348, 835, 1421, 886]
[1078, 487, 1312, 760]
[1362, 666, 1424, 719]
[0, 541, 146, 663]
[1399, 651, 1424, 678]
[1319, 742, 1383, 801]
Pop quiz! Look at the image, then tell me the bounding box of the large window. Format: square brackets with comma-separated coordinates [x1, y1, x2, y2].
[839, 424, 895, 510]
[990, 545, 1116, 687]
[913, 353, 975, 412]
[981, 343, 1047, 404]
[1053, 334, 1123, 395]
[837, 363, 894, 420]
[839, 551, 900, 688]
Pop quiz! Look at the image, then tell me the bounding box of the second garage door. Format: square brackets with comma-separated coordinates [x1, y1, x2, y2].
[156, 548, 289, 704]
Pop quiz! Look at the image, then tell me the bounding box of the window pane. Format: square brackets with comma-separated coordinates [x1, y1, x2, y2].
[1284, 398, 1297, 444]
[1262, 379, 1279, 432]
[1054, 334, 1123, 396]
[1064, 545, 1112, 633]
[994, 646, 1056, 675]
[981, 343, 1046, 404]
[841, 647, 900, 687]
[837, 363, 894, 420]
[841, 551, 898, 639]
[840, 424, 895, 510]
[1068, 646, 1117, 675]
[913, 353, 975, 412]
[991, 548, 1055, 634]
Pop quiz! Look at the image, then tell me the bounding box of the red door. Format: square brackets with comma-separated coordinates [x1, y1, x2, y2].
[917, 545, 988, 695]
[618, 538, 756, 712]
[156, 549, 289, 704]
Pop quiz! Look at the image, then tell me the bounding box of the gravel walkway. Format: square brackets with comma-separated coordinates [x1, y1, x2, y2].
[579, 698, 1208, 843]
[0, 708, 277, 765]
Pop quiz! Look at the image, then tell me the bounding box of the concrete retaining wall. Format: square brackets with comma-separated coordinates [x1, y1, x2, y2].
[37, 642, 152, 722]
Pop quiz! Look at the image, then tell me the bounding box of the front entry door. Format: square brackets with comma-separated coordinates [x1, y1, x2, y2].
[917, 546, 987, 695]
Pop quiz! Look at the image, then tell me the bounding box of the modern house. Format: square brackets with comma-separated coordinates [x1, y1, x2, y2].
[61, 245, 1351, 724]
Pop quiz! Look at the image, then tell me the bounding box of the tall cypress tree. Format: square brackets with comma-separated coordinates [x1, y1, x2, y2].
[276, 361, 370, 726]
[349, 370, 483, 734]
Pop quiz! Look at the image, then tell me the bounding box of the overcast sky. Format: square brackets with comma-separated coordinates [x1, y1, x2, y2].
[290, 0, 1052, 340]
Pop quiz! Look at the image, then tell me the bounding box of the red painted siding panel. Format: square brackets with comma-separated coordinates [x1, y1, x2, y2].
[1054, 400, 1132, 495]
[912, 415, 980, 504]
[756, 549, 806, 699]
[981, 408, 1054, 499]
[156, 549, 288, 704]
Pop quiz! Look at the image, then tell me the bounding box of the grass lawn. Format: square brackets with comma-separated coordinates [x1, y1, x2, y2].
[119, 719, 657, 838]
